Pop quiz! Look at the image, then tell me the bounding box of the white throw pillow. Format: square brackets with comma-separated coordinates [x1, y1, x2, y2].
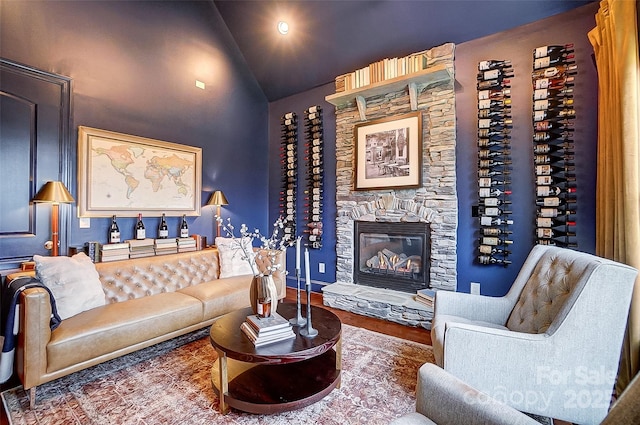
[34, 252, 106, 320]
[215, 237, 255, 278]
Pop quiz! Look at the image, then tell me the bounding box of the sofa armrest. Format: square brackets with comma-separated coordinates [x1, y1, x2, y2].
[16, 287, 52, 390]
[409, 363, 540, 425]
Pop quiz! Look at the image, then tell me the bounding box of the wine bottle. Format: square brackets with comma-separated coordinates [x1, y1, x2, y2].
[480, 217, 514, 226]
[478, 109, 511, 119]
[479, 245, 511, 255]
[478, 98, 512, 110]
[531, 64, 578, 79]
[533, 87, 574, 100]
[478, 88, 511, 100]
[533, 109, 576, 122]
[534, 98, 574, 111]
[478, 68, 514, 81]
[478, 255, 512, 265]
[478, 149, 508, 159]
[536, 197, 577, 207]
[479, 207, 512, 217]
[304, 228, 323, 235]
[480, 197, 512, 207]
[478, 159, 511, 168]
[135, 213, 146, 240]
[478, 60, 512, 71]
[536, 215, 576, 227]
[478, 139, 508, 148]
[534, 44, 574, 59]
[478, 128, 510, 138]
[478, 118, 513, 129]
[535, 175, 576, 186]
[535, 164, 576, 177]
[482, 227, 513, 236]
[533, 121, 574, 132]
[478, 168, 511, 177]
[534, 154, 575, 165]
[109, 215, 121, 244]
[537, 186, 577, 197]
[533, 53, 575, 70]
[479, 188, 511, 197]
[180, 214, 189, 238]
[158, 213, 169, 239]
[480, 236, 514, 246]
[308, 235, 321, 242]
[478, 178, 510, 188]
[533, 143, 575, 154]
[534, 76, 575, 90]
[538, 208, 577, 218]
[477, 78, 511, 90]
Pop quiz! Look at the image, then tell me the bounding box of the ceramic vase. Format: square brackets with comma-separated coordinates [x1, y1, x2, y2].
[249, 274, 278, 317]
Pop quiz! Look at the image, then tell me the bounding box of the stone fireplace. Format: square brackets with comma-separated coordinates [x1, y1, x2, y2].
[322, 43, 457, 329]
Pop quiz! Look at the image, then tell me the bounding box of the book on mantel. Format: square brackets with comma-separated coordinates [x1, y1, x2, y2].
[415, 288, 436, 308]
[241, 312, 295, 347]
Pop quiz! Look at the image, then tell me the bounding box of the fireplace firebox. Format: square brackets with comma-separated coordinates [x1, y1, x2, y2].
[353, 221, 430, 293]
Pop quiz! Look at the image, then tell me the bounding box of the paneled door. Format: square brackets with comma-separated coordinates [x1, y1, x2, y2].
[0, 59, 72, 268]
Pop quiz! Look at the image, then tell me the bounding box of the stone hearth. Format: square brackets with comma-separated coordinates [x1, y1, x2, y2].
[322, 43, 457, 328]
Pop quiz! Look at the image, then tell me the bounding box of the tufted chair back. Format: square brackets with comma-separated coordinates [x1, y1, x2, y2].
[506, 247, 594, 334]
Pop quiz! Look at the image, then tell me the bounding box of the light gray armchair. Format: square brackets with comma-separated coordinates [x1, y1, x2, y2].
[390, 362, 640, 425]
[430, 245, 637, 424]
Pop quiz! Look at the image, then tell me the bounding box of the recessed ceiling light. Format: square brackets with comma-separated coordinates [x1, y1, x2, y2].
[277, 21, 289, 35]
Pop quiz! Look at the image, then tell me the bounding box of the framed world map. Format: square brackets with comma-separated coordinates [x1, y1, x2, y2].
[77, 126, 202, 217]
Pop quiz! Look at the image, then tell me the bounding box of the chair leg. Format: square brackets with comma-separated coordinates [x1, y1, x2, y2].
[29, 387, 36, 409]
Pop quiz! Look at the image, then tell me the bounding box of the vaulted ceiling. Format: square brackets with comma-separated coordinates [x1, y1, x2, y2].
[214, 0, 594, 101]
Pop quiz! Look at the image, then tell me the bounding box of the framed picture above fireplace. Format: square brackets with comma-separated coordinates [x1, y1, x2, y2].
[354, 112, 422, 190]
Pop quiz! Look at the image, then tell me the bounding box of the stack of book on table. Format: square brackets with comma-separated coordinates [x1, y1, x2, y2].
[177, 237, 197, 252]
[154, 238, 178, 255]
[240, 312, 295, 347]
[99, 242, 130, 262]
[126, 238, 155, 259]
[415, 288, 436, 308]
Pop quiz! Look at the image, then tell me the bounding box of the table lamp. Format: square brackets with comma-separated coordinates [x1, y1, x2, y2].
[207, 190, 228, 238]
[32, 181, 75, 256]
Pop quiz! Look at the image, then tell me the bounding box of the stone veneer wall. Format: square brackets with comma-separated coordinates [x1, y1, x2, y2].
[335, 43, 457, 291]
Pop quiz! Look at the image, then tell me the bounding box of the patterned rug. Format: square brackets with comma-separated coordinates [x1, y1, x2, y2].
[1, 324, 433, 424]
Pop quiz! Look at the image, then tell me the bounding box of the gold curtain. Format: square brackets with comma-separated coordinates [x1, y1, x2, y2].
[588, 0, 640, 393]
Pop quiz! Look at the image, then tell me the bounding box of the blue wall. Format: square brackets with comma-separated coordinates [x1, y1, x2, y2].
[267, 3, 599, 296]
[454, 4, 598, 296]
[0, 0, 270, 249]
[268, 85, 337, 292]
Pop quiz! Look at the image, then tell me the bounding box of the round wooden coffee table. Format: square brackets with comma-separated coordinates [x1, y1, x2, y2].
[209, 302, 342, 414]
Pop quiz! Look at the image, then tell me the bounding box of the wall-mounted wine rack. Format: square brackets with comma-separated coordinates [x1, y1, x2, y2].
[304, 105, 323, 249]
[531, 44, 577, 248]
[280, 112, 297, 245]
[476, 60, 514, 266]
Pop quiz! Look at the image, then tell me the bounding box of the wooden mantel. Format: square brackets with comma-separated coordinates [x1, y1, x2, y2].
[325, 63, 453, 120]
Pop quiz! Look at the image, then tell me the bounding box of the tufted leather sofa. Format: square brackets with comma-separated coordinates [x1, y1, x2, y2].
[14, 248, 285, 408]
[430, 245, 637, 424]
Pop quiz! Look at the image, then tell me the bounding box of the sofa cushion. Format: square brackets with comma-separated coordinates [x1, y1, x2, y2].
[33, 253, 106, 320]
[178, 274, 253, 320]
[46, 292, 202, 372]
[215, 237, 255, 277]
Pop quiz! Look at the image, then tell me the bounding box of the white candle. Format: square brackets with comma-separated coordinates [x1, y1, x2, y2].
[305, 247, 311, 288]
[296, 238, 301, 270]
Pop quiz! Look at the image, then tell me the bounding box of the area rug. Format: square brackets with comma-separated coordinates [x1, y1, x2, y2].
[1, 324, 433, 424]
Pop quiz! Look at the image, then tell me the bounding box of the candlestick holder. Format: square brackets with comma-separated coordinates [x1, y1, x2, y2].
[300, 282, 318, 338]
[289, 268, 307, 327]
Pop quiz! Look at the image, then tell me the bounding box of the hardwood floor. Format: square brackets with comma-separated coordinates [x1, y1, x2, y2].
[284, 287, 432, 345]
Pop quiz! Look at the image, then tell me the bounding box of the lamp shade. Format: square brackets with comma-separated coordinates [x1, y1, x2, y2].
[32, 181, 75, 204]
[207, 190, 228, 206]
